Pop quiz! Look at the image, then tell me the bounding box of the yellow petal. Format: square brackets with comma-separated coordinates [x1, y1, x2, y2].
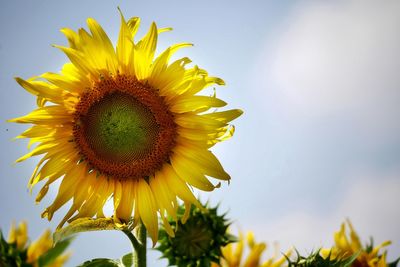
[183, 75, 225, 96]
[16, 142, 58, 163]
[136, 179, 159, 246]
[181, 201, 191, 224]
[150, 174, 177, 220]
[158, 27, 173, 34]
[161, 214, 175, 237]
[27, 229, 53, 263]
[170, 153, 216, 191]
[174, 144, 230, 180]
[30, 144, 76, 187]
[115, 179, 136, 221]
[16, 125, 52, 138]
[44, 165, 84, 215]
[127, 17, 141, 38]
[72, 168, 95, 207]
[61, 62, 90, 85]
[174, 113, 226, 131]
[86, 18, 118, 72]
[150, 57, 191, 96]
[232, 232, 245, 266]
[41, 72, 85, 94]
[74, 176, 111, 219]
[8, 221, 28, 250]
[33, 149, 77, 185]
[162, 164, 200, 206]
[150, 43, 193, 80]
[53, 45, 98, 77]
[113, 179, 123, 214]
[202, 109, 243, 124]
[60, 27, 80, 49]
[345, 219, 362, 251]
[9, 105, 73, 125]
[170, 95, 227, 113]
[14, 78, 62, 103]
[116, 9, 134, 72]
[134, 22, 158, 79]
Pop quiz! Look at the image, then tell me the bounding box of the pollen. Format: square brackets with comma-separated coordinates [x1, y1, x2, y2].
[73, 75, 177, 179]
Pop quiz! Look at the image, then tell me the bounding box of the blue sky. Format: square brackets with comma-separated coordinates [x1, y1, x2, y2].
[1, 0, 399, 266]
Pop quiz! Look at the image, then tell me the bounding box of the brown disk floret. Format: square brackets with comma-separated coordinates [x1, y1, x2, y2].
[73, 74, 177, 180]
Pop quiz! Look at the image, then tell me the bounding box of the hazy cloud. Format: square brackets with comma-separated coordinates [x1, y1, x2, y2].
[259, 0, 400, 142]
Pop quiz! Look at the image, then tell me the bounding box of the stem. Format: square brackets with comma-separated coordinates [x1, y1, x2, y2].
[123, 221, 147, 267]
[134, 221, 147, 267]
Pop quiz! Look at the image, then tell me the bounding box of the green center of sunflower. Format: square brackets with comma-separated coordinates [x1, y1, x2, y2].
[73, 75, 177, 179]
[83, 92, 159, 163]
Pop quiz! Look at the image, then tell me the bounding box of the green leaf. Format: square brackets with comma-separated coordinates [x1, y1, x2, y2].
[53, 217, 133, 243]
[389, 257, 400, 267]
[0, 231, 8, 254]
[120, 253, 133, 267]
[286, 249, 359, 267]
[77, 258, 121, 267]
[225, 233, 238, 244]
[341, 252, 359, 267]
[37, 237, 73, 267]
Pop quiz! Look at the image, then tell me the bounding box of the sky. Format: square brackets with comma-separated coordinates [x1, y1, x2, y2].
[0, 0, 399, 266]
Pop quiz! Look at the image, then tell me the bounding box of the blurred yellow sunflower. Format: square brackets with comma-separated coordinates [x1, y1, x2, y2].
[212, 231, 289, 267]
[321, 220, 391, 267]
[3, 221, 70, 267]
[10, 10, 242, 244]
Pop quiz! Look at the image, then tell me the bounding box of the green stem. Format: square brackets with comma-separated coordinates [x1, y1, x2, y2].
[123, 221, 147, 267]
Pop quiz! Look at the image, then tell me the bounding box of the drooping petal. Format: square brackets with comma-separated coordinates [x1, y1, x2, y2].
[174, 144, 230, 180]
[115, 179, 136, 221]
[171, 153, 217, 191]
[150, 172, 177, 220]
[43, 164, 85, 217]
[136, 179, 158, 245]
[162, 164, 200, 207]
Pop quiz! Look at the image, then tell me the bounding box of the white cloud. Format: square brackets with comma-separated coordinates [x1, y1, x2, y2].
[251, 167, 400, 261]
[258, 0, 400, 141]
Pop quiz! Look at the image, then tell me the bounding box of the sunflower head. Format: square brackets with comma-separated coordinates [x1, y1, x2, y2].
[320, 220, 397, 267]
[10, 10, 242, 244]
[157, 203, 235, 267]
[0, 221, 71, 267]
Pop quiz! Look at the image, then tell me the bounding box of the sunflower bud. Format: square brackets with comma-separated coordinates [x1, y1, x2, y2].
[157, 203, 235, 267]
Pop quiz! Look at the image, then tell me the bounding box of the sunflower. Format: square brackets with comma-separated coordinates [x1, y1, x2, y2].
[157, 203, 236, 267]
[1, 221, 70, 267]
[10, 10, 242, 244]
[212, 231, 290, 267]
[320, 220, 393, 267]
